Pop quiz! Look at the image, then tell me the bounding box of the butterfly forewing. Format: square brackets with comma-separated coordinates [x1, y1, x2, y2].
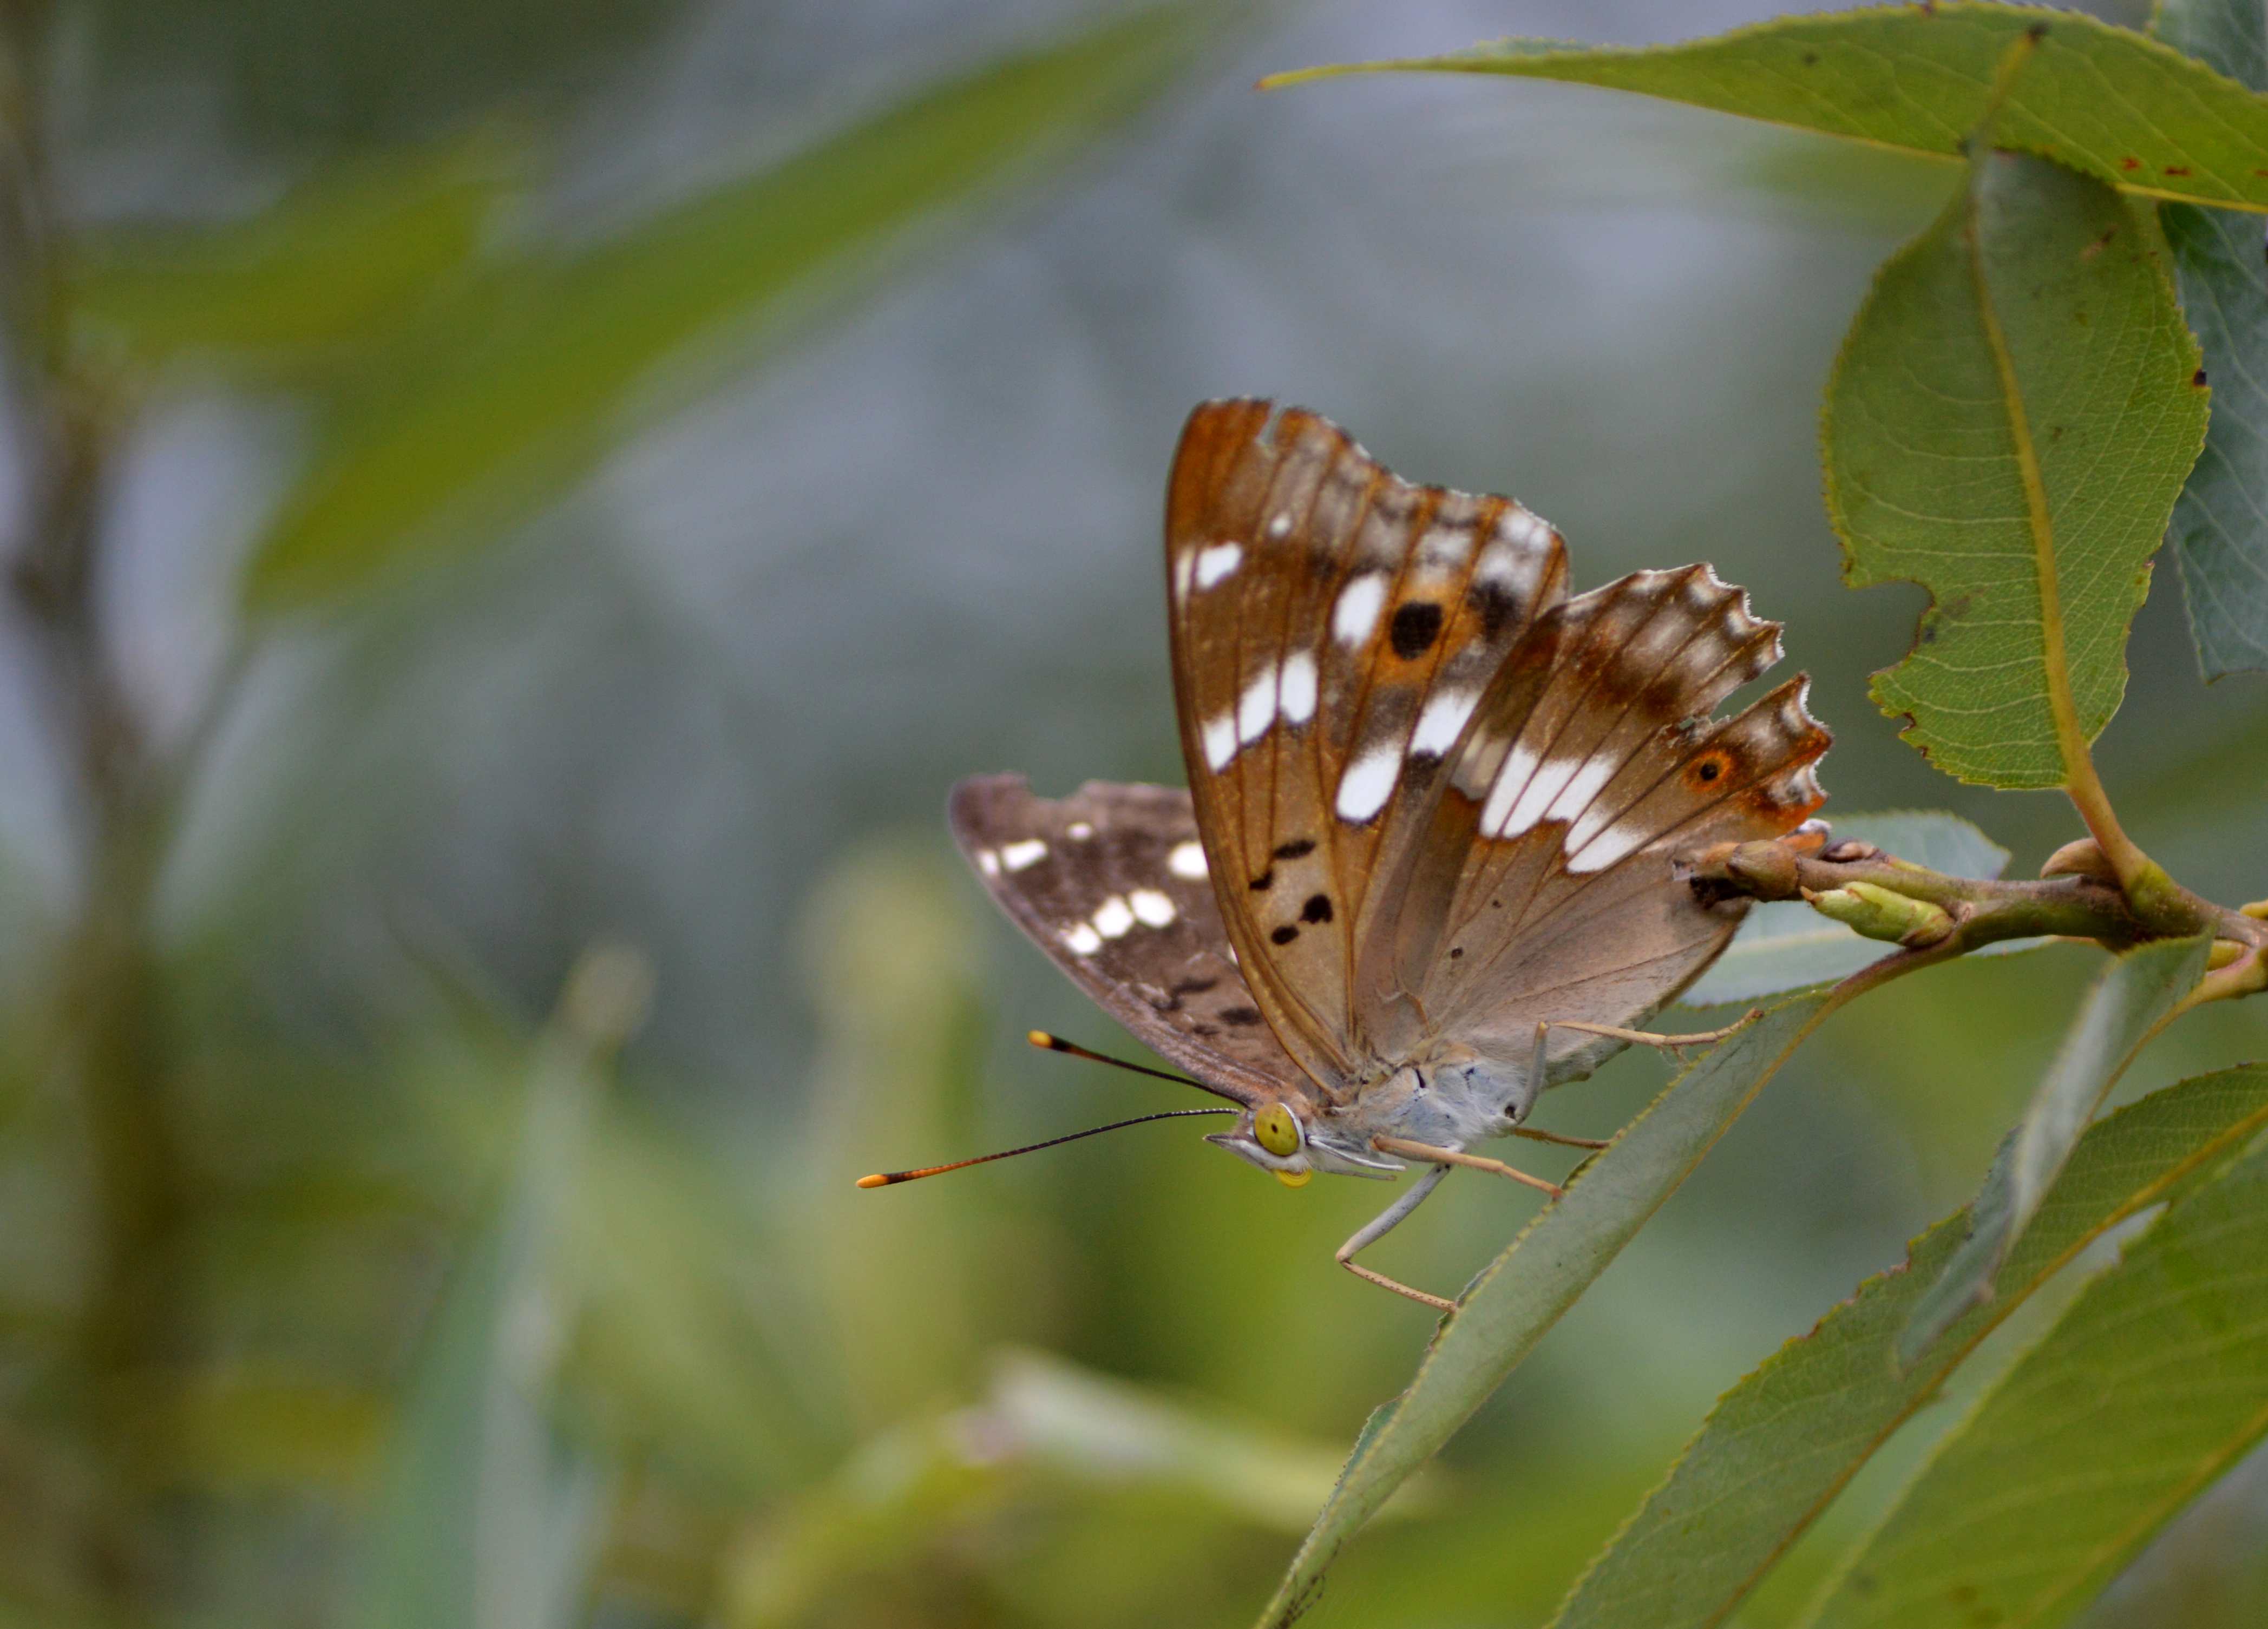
[1164, 400, 1568, 1092]
[947, 774, 1301, 1107]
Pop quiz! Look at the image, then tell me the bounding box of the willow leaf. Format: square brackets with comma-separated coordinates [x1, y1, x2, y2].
[2154, 0, 2268, 678]
[1268, 5, 2268, 213]
[246, 4, 1212, 612]
[1255, 991, 1835, 1628]
[1805, 1121, 2268, 1627]
[1826, 148, 2205, 788]
[1549, 1063, 2268, 1629]
[1900, 935, 2208, 1363]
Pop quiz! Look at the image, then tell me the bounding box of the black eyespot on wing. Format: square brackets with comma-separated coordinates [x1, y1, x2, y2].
[1273, 838, 1316, 861]
[1389, 601, 1444, 660]
[1301, 894, 1333, 924]
[1219, 1005, 1262, 1026]
[1170, 976, 1219, 997]
[1270, 924, 1299, 945]
[1249, 868, 1274, 892]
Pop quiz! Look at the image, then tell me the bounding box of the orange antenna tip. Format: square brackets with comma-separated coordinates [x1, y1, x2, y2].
[855, 1173, 890, 1189]
[1027, 1029, 1058, 1049]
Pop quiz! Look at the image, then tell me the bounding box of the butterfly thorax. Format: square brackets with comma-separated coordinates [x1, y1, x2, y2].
[1207, 1040, 1569, 1184]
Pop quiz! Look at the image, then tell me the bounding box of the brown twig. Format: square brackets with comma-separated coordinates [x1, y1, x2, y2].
[1678, 832, 2268, 969]
[4, 5, 187, 1608]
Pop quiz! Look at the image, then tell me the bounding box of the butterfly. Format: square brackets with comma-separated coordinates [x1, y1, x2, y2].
[883, 399, 1829, 1310]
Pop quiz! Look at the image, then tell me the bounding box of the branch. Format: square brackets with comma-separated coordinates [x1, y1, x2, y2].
[1678, 831, 2268, 975]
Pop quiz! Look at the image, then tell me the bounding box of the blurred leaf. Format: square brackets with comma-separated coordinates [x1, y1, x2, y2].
[1826, 147, 2205, 789]
[244, 3, 1216, 613]
[722, 1348, 1406, 1629]
[354, 952, 643, 1629]
[1549, 1063, 2268, 1629]
[1902, 935, 2209, 1365]
[566, 1096, 835, 1495]
[1804, 1120, 2268, 1627]
[981, 1349, 1435, 1534]
[63, 134, 515, 369]
[2153, 0, 2268, 678]
[1684, 811, 2027, 1005]
[1255, 991, 1836, 1629]
[1267, 5, 2268, 212]
[178, 1364, 384, 1492]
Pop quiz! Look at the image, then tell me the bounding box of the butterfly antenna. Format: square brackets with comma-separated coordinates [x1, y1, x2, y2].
[1025, 1030, 1244, 1103]
[855, 1107, 1236, 1188]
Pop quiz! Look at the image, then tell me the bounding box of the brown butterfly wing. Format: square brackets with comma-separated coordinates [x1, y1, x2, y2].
[947, 774, 1303, 1108]
[1164, 400, 1568, 1096]
[1381, 565, 1830, 1073]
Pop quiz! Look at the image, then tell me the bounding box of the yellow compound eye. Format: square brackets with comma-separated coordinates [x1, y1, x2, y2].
[1254, 1102, 1301, 1158]
[1275, 1168, 1313, 1189]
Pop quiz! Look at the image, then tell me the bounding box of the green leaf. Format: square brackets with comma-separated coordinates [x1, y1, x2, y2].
[1254, 991, 1837, 1629]
[1266, 4, 2268, 213]
[1683, 811, 2021, 1006]
[353, 956, 640, 1629]
[1550, 1063, 2268, 1629]
[725, 1348, 1429, 1627]
[1900, 935, 2210, 1365]
[2153, 0, 2268, 678]
[244, 4, 1212, 613]
[63, 135, 513, 369]
[1826, 147, 2206, 789]
[1804, 1116, 2268, 1628]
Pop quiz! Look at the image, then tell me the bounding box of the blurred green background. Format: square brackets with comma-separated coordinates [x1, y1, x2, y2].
[4, 1, 2267, 1625]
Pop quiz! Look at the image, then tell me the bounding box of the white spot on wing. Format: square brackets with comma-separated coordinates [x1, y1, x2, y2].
[1267, 511, 1293, 538]
[1335, 742, 1401, 823]
[1545, 756, 1616, 826]
[1501, 751, 1592, 839]
[1194, 543, 1243, 589]
[1063, 923, 1103, 955]
[1237, 664, 1279, 744]
[1001, 839, 1048, 871]
[1502, 508, 1552, 550]
[1473, 540, 1528, 590]
[976, 849, 1000, 877]
[1092, 896, 1135, 938]
[1203, 712, 1238, 771]
[1415, 523, 1471, 574]
[1128, 888, 1176, 927]
[1410, 687, 1479, 757]
[1168, 841, 1208, 879]
[1568, 820, 1648, 873]
[1482, 743, 1542, 838]
[1066, 821, 1094, 840]
[1333, 574, 1388, 648]
[1277, 652, 1317, 725]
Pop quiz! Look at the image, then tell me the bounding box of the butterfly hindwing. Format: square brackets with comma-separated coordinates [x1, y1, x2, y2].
[1164, 400, 1568, 1093]
[947, 774, 1300, 1107]
[1387, 566, 1830, 1070]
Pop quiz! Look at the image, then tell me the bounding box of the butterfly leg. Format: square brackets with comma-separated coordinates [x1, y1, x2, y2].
[1509, 1124, 1610, 1151]
[1369, 1134, 1563, 1199]
[1335, 1164, 1456, 1311]
[1528, 1008, 1765, 1086]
